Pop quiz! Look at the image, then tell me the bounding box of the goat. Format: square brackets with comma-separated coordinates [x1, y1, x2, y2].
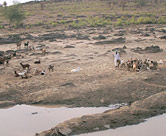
[34, 68, 42, 75]
[34, 68, 45, 75]
[34, 60, 40, 64]
[24, 41, 29, 49]
[14, 70, 28, 78]
[42, 48, 46, 55]
[14, 71, 20, 77]
[150, 61, 158, 70]
[48, 65, 54, 72]
[16, 41, 22, 49]
[20, 63, 30, 70]
[116, 59, 121, 68]
[0, 56, 5, 65]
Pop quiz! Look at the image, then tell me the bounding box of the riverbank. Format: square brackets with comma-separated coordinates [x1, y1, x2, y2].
[0, 24, 166, 135]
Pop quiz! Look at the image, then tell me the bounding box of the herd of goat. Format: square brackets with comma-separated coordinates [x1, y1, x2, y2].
[117, 58, 162, 72]
[0, 40, 164, 79]
[0, 41, 54, 79]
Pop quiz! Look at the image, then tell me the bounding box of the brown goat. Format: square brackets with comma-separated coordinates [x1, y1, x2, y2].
[48, 65, 54, 72]
[16, 41, 22, 49]
[0, 56, 5, 64]
[20, 63, 30, 70]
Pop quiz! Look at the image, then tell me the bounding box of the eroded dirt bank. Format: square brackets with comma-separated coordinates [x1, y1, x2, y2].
[37, 91, 166, 136]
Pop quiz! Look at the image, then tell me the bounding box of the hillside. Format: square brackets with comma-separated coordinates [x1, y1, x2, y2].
[0, 0, 166, 31]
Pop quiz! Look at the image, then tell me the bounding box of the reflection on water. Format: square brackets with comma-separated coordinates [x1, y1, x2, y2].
[77, 113, 166, 136]
[0, 104, 110, 136]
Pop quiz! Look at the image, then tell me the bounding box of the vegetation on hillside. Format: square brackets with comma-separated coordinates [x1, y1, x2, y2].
[2, 4, 25, 28]
[0, 0, 165, 29]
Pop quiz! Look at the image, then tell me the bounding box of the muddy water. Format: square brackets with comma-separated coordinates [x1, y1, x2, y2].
[77, 113, 166, 136]
[0, 104, 110, 136]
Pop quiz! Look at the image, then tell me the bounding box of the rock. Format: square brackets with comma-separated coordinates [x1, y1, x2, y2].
[95, 37, 125, 45]
[123, 46, 127, 49]
[104, 124, 110, 129]
[51, 51, 62, 55]
[112, 48, 126, 55]
[131, 45, 163, 54]
[60, 82, 76, 87]
[0, 51, 4, 56]
[93, 127, 99, 131]
[39, 33, 69, 41]
[76, 15, 86, 18]
[114, 32, 124, 36]
[141, 33, 150, 37]
[64, 45, 75, 48]
[144, 45, 163, 53]
[58, 127, 72, 135]
[32, 112, 38, 115]
[159, 35, 166, 39]
[6, 50, 16, 56]
[159, 29, 166, 33]
[92, 35, 106, 40]
[29, 53, 43, 56]
[76, 34, 90, 40]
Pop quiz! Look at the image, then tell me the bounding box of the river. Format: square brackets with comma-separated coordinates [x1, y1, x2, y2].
[0, 104, 110, 136]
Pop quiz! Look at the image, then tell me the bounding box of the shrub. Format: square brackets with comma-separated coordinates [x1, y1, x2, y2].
[157, 17, 166, 24]
[3, 4, 25, 28]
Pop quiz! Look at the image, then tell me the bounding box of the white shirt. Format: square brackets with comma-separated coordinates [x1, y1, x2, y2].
[114, 52, 120, 60]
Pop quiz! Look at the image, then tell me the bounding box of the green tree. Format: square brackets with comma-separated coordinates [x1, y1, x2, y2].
[3, 5, 25, 28]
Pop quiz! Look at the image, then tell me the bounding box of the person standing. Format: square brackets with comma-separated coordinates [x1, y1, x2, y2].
[113, 51, 120, 68]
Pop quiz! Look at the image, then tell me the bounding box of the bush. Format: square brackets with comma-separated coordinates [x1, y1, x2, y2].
[136, 17, 156, 24]
[157, 17, 166, 24]
[0, 25, 4, 29]
[3, 4, 25, 28]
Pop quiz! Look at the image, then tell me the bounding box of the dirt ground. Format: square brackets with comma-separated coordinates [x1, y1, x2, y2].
[0, 24, 166, 135]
